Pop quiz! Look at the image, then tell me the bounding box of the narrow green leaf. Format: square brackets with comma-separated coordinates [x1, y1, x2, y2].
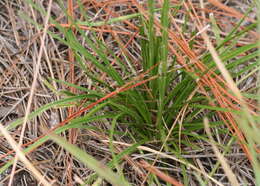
[48, 133, 130, 186]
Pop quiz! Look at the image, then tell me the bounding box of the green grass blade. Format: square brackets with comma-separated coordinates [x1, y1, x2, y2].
[48, 133, 130, 186]
[156, 0, 170, 128]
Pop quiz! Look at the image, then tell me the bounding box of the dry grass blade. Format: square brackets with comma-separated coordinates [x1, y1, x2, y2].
[0, 123, 52, 186]
[139, 160, 184, 186]
[197, 2, 247, 106]
[7, 0, 53, 185]
[204, 118, 240, 186]
[208, 0, 255, 23]
[67, 0, 77, 185]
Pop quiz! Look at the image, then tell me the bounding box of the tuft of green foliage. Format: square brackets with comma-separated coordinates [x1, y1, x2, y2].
[1, 0, 259, 185]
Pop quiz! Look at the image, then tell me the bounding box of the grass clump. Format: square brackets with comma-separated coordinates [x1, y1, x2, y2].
[0, 0, 259, 185]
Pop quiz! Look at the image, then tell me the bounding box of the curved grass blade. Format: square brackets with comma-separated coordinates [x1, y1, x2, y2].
[48, 133, 130, 186]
